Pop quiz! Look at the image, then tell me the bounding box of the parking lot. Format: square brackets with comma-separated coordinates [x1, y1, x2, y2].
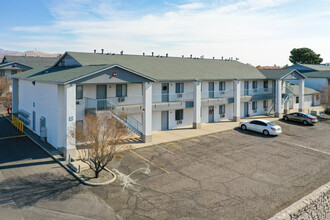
[90, 118, 330, 220]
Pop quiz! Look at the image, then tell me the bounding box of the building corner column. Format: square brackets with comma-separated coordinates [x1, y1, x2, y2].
[284, 81, 290, 114]
[64, 84, 76, 160]
[233, 80, 241, 122]
[193, 81, 202, 129]
[299, 79, 305, 112]
[275, 79, 282, 118]
[142, 82, 152, 142]
[12, 78, 19, 114]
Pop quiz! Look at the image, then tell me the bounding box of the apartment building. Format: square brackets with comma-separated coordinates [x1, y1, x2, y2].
[11, 52, 308, 158]
[0, 55, 58, 78]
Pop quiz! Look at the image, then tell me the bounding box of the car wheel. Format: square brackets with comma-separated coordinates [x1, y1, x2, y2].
[241, 124, 247, 130]
[263, 130, 269, 136]
[303, 120, 308, 125]
[284, 116, 289, 121]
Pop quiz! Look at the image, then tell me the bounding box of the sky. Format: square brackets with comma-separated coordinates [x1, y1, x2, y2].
[1, 0, 330, 66]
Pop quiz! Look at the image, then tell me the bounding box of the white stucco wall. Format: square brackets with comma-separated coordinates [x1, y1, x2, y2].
[201, 103, 234, 123]
[19, 80, 61, 148]
[240, 99, 273, 118]
[152, 108, 194, 131]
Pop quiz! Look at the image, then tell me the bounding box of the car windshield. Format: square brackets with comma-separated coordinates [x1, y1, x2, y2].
[267, 122, 276, 126]
[305, 114, 314, 118]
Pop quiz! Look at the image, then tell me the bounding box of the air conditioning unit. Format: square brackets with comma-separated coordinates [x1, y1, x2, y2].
[118, 97, 125, 102]
[264, 88, 268, 92]
[76, 101, 80, 105]
[177, 94, 183, 98]
[220, 114, 225, 118]
[220, 91, 225, 95]
[264, 108, 268, 112]
[253, 89, 258, 93]
[253, 110, 257, 113]
[177, 120, 183, 125]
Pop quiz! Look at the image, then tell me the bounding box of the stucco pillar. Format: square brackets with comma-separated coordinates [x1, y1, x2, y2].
[142, 82, 152, 143]
[64, 84, 76, 160]
[233, 80, 241, 122]
[12, 78, 19, 114]
[275, 79, 282, 117]
[299, 79, 305, 112]
[193, 81, 202, 129]
[284, 81, 290, 114]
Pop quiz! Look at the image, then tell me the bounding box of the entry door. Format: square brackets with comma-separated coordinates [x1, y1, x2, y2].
[96, 85, 107, 110]
[244, 102, 249, 117]
[32, 111, 36, 131]
[208, 106, 214, 123]
[209, 82, 214, 98]
[244, 81, 249, 95]
[162, 83, 169, 102]
[161, 111, 169, 130]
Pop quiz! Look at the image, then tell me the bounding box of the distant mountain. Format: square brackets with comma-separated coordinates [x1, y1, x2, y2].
[0, 48, 20, 54]
[0, 48, 59, 58]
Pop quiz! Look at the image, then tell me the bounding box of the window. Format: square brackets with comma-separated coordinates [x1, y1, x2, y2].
[175, 109, 183, 121]
[76, 85, 83, 100]
[252, 101, 257, 110]
[219, 81, 226, 91]
[11, 70, 17, 75]
[263, 80, 268, 88]
[0, 70, 4, 76]
[176, 83, 184, 93]
[263, 100, 268, 108]
[252, 81, 258, 89]
[219, 105, 225, 114]
[296, 97, 299, 103]
[116, 84, 127, 97]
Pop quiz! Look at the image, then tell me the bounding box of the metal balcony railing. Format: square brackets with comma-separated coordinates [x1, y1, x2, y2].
[241, 88, 273, 96]
[152, 92, 194, 103]
[201, 89, 234, 99]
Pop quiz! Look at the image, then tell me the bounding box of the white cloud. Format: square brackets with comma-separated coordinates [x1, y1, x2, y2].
[9, 0, 330, 65]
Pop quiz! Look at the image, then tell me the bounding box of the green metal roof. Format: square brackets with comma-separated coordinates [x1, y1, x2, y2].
[295, 64, 330, 71]
[64, 52, 266, 81]
[2, 56, 59, 68]
[259, 69, 306, 79]
[290, 84, 319, 95]
[13, 51, 268, 83]
[303, 71, 330, 79]
[12, 65, 113, 83]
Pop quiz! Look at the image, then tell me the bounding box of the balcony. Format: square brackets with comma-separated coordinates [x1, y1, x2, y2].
[241, 88, 275, 102]
[152, 92, 194, 103]
[202, 90, 234, 106]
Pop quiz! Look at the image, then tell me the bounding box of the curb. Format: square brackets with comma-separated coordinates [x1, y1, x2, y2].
[3, 114, 116, 186]
[269, 181, 330, 220]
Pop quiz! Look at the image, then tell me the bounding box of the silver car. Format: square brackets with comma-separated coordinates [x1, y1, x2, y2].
[283, 112, 318, 125]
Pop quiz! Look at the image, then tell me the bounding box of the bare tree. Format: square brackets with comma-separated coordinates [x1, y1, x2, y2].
[0, 77, 10, 96]
[71, 114, 131, 178]
[319, 85, 330, 107]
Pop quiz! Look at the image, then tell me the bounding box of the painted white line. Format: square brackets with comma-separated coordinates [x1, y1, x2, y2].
[276, 140, 330, 156]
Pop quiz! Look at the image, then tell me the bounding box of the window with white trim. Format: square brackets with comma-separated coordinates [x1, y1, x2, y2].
[219, 105, 225, 114]
[263, 80, 268, 88]
[176, 83, 184, 93]
[175, 109, 183, 121]
[219, 81, 226, 91]
[252, 101, 257, 110]
[116, 84, 127, 97]
[76, 85, 83, 100]
[0, 70, 4, 76]
[252, 81, 258, 89]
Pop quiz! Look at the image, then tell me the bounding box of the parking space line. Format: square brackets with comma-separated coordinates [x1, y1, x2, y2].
[0, 134, 26, 141]
[276, 140, 330, 156]
[157, 145, 176, 155]
[130, 150, 170, 174]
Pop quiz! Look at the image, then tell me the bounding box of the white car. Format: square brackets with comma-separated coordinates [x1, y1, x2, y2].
[240, 119, 282, 136]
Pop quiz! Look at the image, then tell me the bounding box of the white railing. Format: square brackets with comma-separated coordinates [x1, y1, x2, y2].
[241, 88, 273, 96]
[201, 89, 234, 99]
[152, 92, 194, 103]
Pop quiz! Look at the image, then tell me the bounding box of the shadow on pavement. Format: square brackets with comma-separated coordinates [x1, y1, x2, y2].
[0, 172, 80, 208]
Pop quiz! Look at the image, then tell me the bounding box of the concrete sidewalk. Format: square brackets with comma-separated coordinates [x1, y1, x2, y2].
[130, 115, 279, 149]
